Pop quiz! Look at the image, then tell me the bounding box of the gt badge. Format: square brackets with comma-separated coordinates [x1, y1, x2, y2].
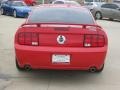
[57, 35, 66, 44]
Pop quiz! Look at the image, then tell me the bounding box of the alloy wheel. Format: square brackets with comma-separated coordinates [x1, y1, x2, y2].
[95, 12, 102, 20]
[13, 10, 17, 18]
[0, 8, 4, 15]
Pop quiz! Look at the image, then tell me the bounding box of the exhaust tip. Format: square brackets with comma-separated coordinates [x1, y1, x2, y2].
[24, 65, 31, 71]
[89, 66, 97, 73]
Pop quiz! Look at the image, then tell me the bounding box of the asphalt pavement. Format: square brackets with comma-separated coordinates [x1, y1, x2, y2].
[0, 15, 120, 90]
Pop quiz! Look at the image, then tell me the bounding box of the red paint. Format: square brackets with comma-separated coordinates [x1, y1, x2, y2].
[14, 5, 108, 70]
[24, 0, 36, 5]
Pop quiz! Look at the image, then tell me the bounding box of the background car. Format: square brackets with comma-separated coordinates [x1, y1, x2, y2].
[0, 0, 7, 8]
[84, 2, 104, 11]
[0, 0, 31, 18]
[52, 0, 81, 6]
[15, 5, 108, 72]
[84, 0, 105, 4]
[91, 3, 120, 20]
[24, 0, 36, 6]
[114, 0, 120, 4]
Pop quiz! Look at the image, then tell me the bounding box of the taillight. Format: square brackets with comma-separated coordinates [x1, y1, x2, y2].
[18, 32, 39, 46]
[84, 34, 105, 47]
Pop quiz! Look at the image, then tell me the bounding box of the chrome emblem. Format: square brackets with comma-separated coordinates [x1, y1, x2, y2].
[57, 35, 66, 44]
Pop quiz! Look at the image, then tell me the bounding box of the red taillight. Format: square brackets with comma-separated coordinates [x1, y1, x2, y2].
[84, 34, 105, 47]
[18, 32, 39, 46]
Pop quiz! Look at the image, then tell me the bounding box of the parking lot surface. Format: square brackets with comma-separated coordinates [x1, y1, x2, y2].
[0, 15, 120, 90]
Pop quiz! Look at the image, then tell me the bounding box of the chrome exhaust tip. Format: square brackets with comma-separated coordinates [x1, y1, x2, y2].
[24, 65, 31, 71]
[89, 67, 97, 73]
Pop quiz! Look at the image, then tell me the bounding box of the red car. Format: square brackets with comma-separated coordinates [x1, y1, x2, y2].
[23, 0, 36, 5]
[14, 5, 108, 72]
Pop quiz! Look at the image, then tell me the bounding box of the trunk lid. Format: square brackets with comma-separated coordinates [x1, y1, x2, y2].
[19, 24, 100, 47]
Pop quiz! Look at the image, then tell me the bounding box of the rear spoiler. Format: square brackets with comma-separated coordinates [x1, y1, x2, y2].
[21, 23, 102, 30]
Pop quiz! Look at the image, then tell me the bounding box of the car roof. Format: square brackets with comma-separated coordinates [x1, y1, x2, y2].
[12, 0, 24, 2]
[35, 5, 88, 15]
[52, 0, 80, 5]
[64, 1, 80, 5]
[53, 0, 69, 2]
[102, 3, 120, 7]
[53, 0, 78, 3]
[37, 4, 84, 10]
[5, 0, 24, 2]
[113, 3, 120, 7]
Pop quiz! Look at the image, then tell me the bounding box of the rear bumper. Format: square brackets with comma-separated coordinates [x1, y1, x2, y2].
[15, 44, 107, 70]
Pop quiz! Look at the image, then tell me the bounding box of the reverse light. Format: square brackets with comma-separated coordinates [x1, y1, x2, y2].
[32, 42, 38, 46]
[84, 43, 91, 47]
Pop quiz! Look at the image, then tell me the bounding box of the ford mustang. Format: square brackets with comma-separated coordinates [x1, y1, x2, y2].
[0, 0, 31, 18]
[14, 5, 108, 72]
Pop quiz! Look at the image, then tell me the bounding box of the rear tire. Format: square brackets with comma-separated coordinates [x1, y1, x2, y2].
[32, 2, 36, 6]
[13, 10, 17, 18]
[109, 18, 113, 21]
[0, 8, 5, 15]
[16, 58, 24, 71]
[95, 12, 102, 20]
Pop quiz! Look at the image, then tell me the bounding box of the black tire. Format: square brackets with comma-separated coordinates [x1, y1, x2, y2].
[96, 64, 104, 72]
[95, 11, 102, 20]
[16, 58, 24, 71]
[0, 8, 5, 15]
[32, 2, 36, 6]
[109, 18, 113, 21]
[13, 10, 17, 18]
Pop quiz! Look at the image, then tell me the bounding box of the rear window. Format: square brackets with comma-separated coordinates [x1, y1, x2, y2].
[28, 7, 94, 24]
